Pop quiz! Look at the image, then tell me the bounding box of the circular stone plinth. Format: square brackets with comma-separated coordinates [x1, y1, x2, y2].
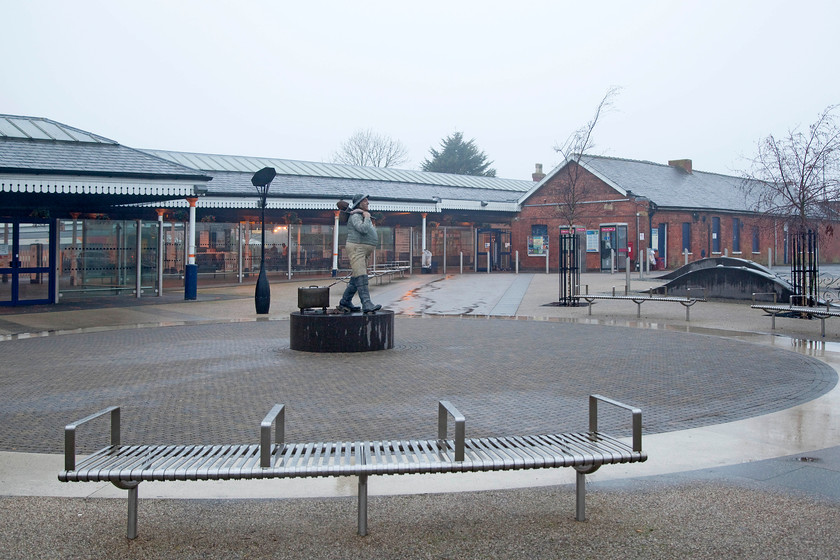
[290, 310, 394, 352]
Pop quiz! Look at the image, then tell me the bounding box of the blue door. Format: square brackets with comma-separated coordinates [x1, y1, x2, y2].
[0, 220, 55, 306]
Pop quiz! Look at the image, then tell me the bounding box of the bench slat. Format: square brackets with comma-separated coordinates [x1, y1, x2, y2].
[64, 433, 643, 482]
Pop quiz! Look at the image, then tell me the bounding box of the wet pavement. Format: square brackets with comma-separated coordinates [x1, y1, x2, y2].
[1, 271, 840, 505]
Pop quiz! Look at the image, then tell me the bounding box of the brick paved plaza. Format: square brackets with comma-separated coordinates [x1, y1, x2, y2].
[1, 312, 835, 454]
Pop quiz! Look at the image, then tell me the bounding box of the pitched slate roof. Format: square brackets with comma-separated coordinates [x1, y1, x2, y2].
[0, 138, 210, 181]
[521, 155, 758, 213]
[0, 114, 210, 182]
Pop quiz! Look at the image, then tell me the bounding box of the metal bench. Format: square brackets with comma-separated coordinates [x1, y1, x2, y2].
[579, 294, 704, 321]
[751, 303, 840, 337]
[59, 395, 646, 539]
[368, 261, 411, 284]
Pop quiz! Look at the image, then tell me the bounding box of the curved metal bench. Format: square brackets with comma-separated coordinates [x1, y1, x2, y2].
[59, 395, 646, 539]
[580, 294, 704, 321]
[751, 303, 840, 337]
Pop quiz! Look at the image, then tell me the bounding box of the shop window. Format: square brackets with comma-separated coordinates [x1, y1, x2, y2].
[531, 224, 548, 238]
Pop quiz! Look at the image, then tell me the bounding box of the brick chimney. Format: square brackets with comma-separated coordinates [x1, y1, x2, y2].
[668, 159, 692, 173]
[532, 163, 546, 182]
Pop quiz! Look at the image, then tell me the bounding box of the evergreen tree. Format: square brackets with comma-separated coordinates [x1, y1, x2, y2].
[421, 132, 496, 176]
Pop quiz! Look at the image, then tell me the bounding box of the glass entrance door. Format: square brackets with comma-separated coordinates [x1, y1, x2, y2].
[476, 229, 511, 272]
[0, 220, 55, 306]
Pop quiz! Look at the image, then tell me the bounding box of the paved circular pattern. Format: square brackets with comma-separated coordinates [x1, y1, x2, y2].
[1, 316, 835, 454]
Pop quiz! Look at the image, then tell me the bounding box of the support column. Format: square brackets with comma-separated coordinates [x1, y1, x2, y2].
[287, 226, 293, 280]
[421, 213, 427, 253]
[238, 222, 244, 283]
[184, 197, 198, 300]
[135, 219, 142, 299]
[443, 227, 447, 274]
[68, 213, 80, 287]
[332, 210, 340, 277]
[155, 209, 165, 296]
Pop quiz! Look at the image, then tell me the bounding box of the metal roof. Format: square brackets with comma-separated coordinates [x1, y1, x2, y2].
[142, 149, 534, 192]
[0, 114, 116, 144]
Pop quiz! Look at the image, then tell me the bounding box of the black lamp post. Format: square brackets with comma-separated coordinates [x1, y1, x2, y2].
[251, 167, 276, 314]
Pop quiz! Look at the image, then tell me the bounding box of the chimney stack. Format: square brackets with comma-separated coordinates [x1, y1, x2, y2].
[532, 163, 546, 182]
[668, 159, 692, 174]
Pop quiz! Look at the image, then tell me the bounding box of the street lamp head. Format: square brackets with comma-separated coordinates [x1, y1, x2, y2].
[251, 167, 276, 188]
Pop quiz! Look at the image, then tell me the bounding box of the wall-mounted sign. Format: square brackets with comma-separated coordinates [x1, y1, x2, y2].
[586, 230, 598, 252]
[527, 235, 548, 256]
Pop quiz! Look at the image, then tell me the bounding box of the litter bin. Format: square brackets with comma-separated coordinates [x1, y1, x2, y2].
[421, 249, 432, 274]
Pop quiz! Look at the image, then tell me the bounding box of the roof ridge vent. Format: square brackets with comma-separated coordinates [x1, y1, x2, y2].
[668, 159, 692, 174]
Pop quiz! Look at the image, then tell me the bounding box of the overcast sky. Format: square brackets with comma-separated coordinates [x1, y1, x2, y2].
[3, 0, 838, 180]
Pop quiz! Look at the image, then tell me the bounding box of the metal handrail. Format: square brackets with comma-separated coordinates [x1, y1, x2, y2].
[260, 404, 285, 468]
[64, 406, 120, 471]
[437, 400, 465, 462]
[589, 394, 642, 453]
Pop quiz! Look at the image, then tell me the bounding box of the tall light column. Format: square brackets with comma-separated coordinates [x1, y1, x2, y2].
[251, 167, 276, 314]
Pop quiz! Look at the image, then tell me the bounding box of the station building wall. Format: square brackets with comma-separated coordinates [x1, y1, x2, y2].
[513, 164, 840, 272]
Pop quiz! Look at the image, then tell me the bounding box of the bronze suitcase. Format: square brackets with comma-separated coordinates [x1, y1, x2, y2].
[298, 285, 330, 312]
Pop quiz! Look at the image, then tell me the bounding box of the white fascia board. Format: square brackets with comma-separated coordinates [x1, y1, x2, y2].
[516, 157, 571, 205]
[0, 174, 196, 196]
[439, 199, 519, 212]
[515, 156, 627, 205]
[134, 197, 445, 213]
[133, 197, 518, 213]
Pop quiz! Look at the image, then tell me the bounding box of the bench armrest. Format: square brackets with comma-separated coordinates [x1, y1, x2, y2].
[589, 395, 642, 452]
[64, 406, 121, 471]
[260, 404, 285, 468]
[438, 400, 465, 462]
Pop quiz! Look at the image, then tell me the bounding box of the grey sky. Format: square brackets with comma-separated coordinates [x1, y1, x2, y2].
[3, 0, 838, 180]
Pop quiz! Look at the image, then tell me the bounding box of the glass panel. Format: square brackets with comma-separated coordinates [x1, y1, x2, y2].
[140, 222, 158, 293]
[58, 219, 82, 292]
[31, 120, 75, 141]
[0, 222, 12, 304]
[163, 221, 186, 275]
[59, 220, 134, 296]
[64, 129, 101, 143]
[290, 223, 337, 275]
[0, 222, 12, 268]
[18, 222, 50, 303]
[8, 118, 51, 139]
[193, 221, 241, 281]
[17, 273, 49, 301]
[0, 118, 25, 138]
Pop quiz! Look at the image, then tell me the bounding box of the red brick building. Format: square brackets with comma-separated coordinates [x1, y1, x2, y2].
[514, 156, 840, 272]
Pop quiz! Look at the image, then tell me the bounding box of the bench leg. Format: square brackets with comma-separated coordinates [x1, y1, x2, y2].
[358, 474, 368, 536]
[636, 302, 641, 318]
[821, 317, 826, 337]
[127, 484, 139, 539]
[113, 481, 140, 539]
[575, 470, 586, 521]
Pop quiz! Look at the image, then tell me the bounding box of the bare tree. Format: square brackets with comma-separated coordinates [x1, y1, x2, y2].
[741, 104, 840, 231]
[552, 86, 621, 226]
[332, 129, 409, 168]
